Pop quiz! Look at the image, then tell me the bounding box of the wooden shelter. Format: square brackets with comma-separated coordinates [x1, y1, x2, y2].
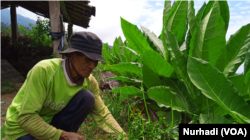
[1, 1, 95, 58]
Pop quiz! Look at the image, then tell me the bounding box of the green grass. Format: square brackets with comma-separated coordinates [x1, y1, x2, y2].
[79, 88, 179, 140]
[1, 80, 16, 94]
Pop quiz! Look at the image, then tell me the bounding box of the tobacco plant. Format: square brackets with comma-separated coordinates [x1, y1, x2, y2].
[102, 0, 250, 125]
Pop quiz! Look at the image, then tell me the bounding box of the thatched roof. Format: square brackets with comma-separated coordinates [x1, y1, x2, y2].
[1, 1, 95, 28]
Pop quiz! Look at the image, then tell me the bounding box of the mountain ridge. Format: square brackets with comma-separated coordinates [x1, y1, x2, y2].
[1, 8, 36, 29]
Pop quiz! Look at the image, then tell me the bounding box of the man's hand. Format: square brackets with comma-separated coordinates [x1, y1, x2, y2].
[59, 131, 84, 140]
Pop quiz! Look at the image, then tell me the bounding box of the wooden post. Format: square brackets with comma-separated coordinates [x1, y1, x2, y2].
[49, 1, 62, 58]
[10, 3, 18, 61]
[68, 24, 73, 42]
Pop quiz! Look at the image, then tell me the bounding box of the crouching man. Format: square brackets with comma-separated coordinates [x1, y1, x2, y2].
[4, 32, 127, 140]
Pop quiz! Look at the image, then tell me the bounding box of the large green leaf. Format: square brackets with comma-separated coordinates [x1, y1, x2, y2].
[156, 110, 182, 124]
[199, 114, 232, 124]
[245, 49, 250, 75]
[162, 77, 197, 112]
[117, 36, 124, 46]
[186, 2, 206, 57]
[187, 0, 198, 36]
[142, 56, 161, 89]
[113, 37, 122, 61]
[159, 0, 172, 41]
[180, 41, 187, 57]
[164, 28, 200, 104]
[110, 86, 144, 101]
[186, 30, 192, 56]
[102, 43, 115, 64]
[108, 62, 142, 78]
[141, 25, 167, 60]
[187, 56, 250, 123]
[245, 51, 250, 97]
[228, 75, 249, 102]
[142, 48, 175, 89]
[120, 46, 140, 63]
[189, 1, 226, 69]
[244, 68, 250, 100]
[202, 1, 230, 32]
[164, 28, 219, 114]
[228, 75, 247, 95]
[163, 0, 172, 25]
[196, 2, 207, 22]
[120, 17, 152, 55]
[162, 0, 187, 46]
[148, 86, 190, 112]
[142, 49, 175, 77]
[222, 24, 250, 77]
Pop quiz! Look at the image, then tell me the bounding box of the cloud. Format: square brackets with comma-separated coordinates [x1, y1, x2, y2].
[230, 15, 243, 19]
[140, 9, 163, 37]
[235, 2, 242, 7]
[226, 15, 250, 41]
[239, 6, 250, 10]
[155, 2, 163, 6]
[230, 12, 237, 15]
[73, 0, 165, 45]
[240, 11, 246, 14]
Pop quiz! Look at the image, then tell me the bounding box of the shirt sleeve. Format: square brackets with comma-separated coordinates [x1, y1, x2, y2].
[17, 64, 63, 140]
[88, 75, 127, 137]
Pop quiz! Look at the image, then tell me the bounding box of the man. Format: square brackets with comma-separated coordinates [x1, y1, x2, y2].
[4, 32, 126, 140]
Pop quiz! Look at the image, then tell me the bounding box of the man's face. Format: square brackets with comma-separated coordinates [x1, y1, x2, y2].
[71, 52, 98, 78]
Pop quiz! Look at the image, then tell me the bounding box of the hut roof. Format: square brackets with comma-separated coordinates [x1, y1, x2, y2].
[1, 1, 95, 28]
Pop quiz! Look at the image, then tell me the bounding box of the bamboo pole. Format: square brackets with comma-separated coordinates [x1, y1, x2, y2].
[10, 3, 18, 61]
[48, 1, 62, 58]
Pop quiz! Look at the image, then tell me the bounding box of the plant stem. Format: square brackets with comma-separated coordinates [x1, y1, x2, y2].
[141, 81, 150, 123]
[171, 99, 174, 127]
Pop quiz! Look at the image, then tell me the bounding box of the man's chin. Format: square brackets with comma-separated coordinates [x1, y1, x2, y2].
[81, 73, 91, 78]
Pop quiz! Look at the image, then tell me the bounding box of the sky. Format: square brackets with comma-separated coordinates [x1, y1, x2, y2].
[5, 0, 250, 74]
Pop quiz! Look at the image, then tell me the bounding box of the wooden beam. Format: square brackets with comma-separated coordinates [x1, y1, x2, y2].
[49, 1, 62, 58]
[60, 1, 72, 25]
[10, 3, 18, 61]
[68, 24, 73, 42]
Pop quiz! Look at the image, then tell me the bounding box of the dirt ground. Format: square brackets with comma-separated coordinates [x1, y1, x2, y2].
[1, 83, 23, 126]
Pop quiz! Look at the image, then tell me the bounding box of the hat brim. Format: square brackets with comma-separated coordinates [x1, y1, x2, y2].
[60, 48, 105, 62]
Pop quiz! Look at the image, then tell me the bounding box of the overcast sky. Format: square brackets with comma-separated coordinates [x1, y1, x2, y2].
[6, 0, 250, 74]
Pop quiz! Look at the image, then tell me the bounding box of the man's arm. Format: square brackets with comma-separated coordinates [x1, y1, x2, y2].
[17, 64, 63, 140]
[88, 75, 127, 137]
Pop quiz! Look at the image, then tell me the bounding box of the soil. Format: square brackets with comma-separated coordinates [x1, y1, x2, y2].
[1, 83, 23, 126]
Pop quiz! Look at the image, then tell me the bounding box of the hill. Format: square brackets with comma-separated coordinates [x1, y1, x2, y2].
[1, 8, 36, 30]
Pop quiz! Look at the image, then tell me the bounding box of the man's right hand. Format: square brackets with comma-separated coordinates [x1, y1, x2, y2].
[59, 131, 84, 140]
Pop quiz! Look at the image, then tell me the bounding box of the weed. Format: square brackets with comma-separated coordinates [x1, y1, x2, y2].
[102, 91, 128, 126]
[79, 87, 179, 139]
[79, 114, 99, 139]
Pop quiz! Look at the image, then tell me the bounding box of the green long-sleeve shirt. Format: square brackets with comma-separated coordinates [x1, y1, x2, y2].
[4, 58, 125, 140]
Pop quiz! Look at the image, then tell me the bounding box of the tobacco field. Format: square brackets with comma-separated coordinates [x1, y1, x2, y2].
[101, 0, 250, 135]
